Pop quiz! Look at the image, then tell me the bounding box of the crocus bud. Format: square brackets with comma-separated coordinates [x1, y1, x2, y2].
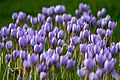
[34, 44, 40, 53]
[12, 12, 18, 21]
[57, 30, 64, 39]
[13, 50, 19, 60]
[89, 72, 98, 80]
[95, 53, 105, 65]
[52, 53, 59, 63]
[23, 60, 31, 71]
[56, 47, 63, 55]
[20, 50, 28, 61]
[0, 42, 4, 51]
[66, 59, 75, 69]
[108, 21, 117, 30]
[29, 54, 38, 67]
[68, 45, 75, 52]
[19, 36, 27, 49]
[60, 55, 68, 67]
[80, 44, 87, 54]
[40, 72, 48, 80]
[105, 29, 113, 38]
[58, 39, 64, 47]
[6, 40, 13, 51]
[30, 17, 37, 25]
[5, 54, 12, 63]
[36, 64, 43, 74]
[77, 67, 86, 79]
[18, 11, 26, 22]
[104, 58, 116, 72]
[11, 29, 17, 39]
[84, 58, 96, 71]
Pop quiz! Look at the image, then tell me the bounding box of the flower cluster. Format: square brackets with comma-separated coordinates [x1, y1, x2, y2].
[0, 3, 120, 80]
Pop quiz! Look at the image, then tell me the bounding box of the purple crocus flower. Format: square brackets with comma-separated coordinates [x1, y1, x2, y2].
[0, 42, 4, 51]
[34, 44, 40, 53]
[5, 54, 12, 63]
[104, 58, 116, 72]
[30, 38, 37, 48]
[27, 15, 32, 22]
[75, 9, 81, 16]
[70, 36, 80, 45]
[77, 67, 86, 78]
[96, 68, 105, 78]
[37, 13, 45, 25]
[51, 37, 57, 48]
[62, 13, 71, 22]
[79, 3, 89, 12]
[44, 22, 52, 33]
[17, 11, 26, 22]
[16, 30, 24, 39]
[11, 29, 17, 39]
[89, 72, 98, 80]
[6, 40, 13, 51]
[40, 72, 48, 80]
[9, 23, 16, 30]
[48, 31, 56, 40]
[30, 17, 37, 25]
[40, 54, 46, 62]
[84, 58, 96, 71]
[19, 36, 27, 49]
[55, 5, 66, 14]
[60, 55, 68, 67]
[110, 43, 118, 55]
[68, 45, 75, 52]
[52, 53, 59, 63]
[12, 12, 18, 21]
[56, 47, 63, 55]
[29, 54, 38, 67]
[13, 50, 19, 60]
[108, 21, 117, 30]
[20, 50, 28, 61]
[67, 23, 72, 34]
[94, 44, 101, 54]
[67, 52, 73, 59]
[23, 60, 31, 71]
[55, 15, 63, 24]
[80, 44, 87, 54]
[95, 53, 105, 65]
[97, 28, 105, 36]
[1, 26, 9, 37]
[57, 39, 64, 47]
[57, 30, 64, 39]
[105, 29, 113, 38]
[36, 64, 43, 74]
[46, 57, 53, 68]
[66, 58, 75, 69]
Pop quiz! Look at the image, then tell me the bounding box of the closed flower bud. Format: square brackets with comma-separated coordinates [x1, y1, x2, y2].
[18, 11, 26, 22]
[60, 55, 68, 67]
[66, 59, 75, 69]
[19, 36, 27, 48]
[108, 21, 117, 30]
[68, 45, 75, 52]
[40, 72, 48, 80]
[84, 58, 96, 71]
[95, 53, 105, 65]
[12, 12, 18, 21]
[57, 30, 64, 39]
[80, 44, 87, 54]
[23, 60, 31, 71]
[6, 40, 13, 51]
[30, 17, 37, 25]
[29, 54, 38, 67]
[5, 54, 12, 64]
[56, 47, 63, 55]
[77, 67, 86, 78]
[20, 50, 28, 61]
[104, 58, 116, 72]
[89, 72, 98, 80]
[52, 53, 59, 63]
[34, 44, 40, 53]
[105, 29, 113, 38]
[36, 64, 43, 74]
[0, 42, 4, 51]
[51, 37, 57, 48]
[58, 39, 64, 47]
[11, 29, 17, 39]
[44, 22, 52, 33]
[13, 50, 19, 60]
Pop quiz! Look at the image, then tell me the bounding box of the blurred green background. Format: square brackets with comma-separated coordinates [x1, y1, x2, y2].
[0, 0, 120, 42]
